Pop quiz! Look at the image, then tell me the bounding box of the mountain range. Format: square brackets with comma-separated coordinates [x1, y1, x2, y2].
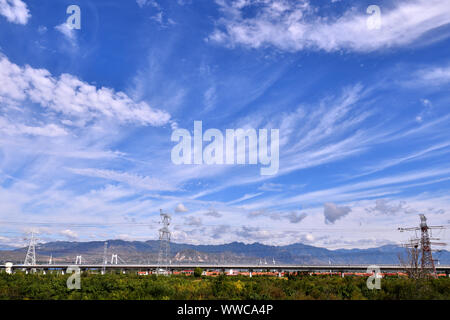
[1, 240, 449, 265]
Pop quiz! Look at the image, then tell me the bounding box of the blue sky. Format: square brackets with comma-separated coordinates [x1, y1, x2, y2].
[0, 0, 449, 250]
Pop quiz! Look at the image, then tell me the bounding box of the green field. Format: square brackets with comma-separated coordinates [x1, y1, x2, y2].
[1, 272, 449, 300]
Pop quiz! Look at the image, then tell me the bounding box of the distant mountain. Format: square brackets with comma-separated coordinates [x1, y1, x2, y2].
[1, 240, 449, 265]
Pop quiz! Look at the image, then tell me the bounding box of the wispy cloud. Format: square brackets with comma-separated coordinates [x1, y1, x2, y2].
[227, 192, 263, 205]
[1, 1, 450, 249]
[55, 23, 77, 46]
[210, 0, 450, 52]
[0, 117, 68, 137]
[416, 65, 450, 85]
[136, 0, 175, 27]
[258, 183, 283, 192]
[68, 168, 177, 191]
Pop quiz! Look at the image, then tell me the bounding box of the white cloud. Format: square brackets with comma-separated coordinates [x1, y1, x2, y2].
[227, 192, 263, 204]
[245, 208, 308, 224]
[177, 0, 192, 5]
[184, 216, 202, 226]
[55, 23, 77, 46]
[136, 0, 147, 8]
[305, 233, 314, 241]
[60, 229, 78, 240]
[0, 0, 30, 25]
[235, 226, 272, 241]
[68, 168, 177, 191]
[203, 86, 217, 111]
[285, 211, 307, 223]
[136, 0, 174, 26]
[258, 182, 283, 192]
[0, 55, 171, 127]
[151, 11, 163, 24]
[421, 99, 432, 107]
[37, 25, 47, 34]
[175, 203, 188, 212]
[204, 208, 222, 218]
[299, 233, 314, 243]
[0, 117, 68, 137]
[416, 65, 450, 85]
[414, 98, 434, 123]
[188, 84, 375, 200]
[136, 0, 159, 9]
[366, 199, 415, 216]
[246, 167, 450, 213]
[324, 202, 351, 224]
[210, 0, 450, 52]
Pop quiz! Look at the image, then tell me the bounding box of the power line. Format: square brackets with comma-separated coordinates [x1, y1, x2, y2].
[0, 220, 158, 227]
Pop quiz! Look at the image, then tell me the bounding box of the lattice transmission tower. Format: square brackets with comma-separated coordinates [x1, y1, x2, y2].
[157, 209, 171, 274]
[399, 214, 446, 278]
[23, 231, 38, 273]
[102, 241, 108, 274]
[24, 231, 37, 266]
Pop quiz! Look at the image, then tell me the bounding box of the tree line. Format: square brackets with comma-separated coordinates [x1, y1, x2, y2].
[0, 272, 449, 300]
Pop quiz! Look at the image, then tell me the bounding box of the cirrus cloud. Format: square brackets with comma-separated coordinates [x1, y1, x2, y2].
[209, 0, 450, 53]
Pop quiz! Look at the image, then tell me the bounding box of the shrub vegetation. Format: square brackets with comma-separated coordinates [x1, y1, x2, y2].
[0, 272, 448, 300]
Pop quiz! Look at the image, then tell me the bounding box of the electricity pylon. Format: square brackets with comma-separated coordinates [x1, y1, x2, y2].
[102, 241, 108, 274]
[399, 214, 446, 278]
[23, 232, 37, 273]
[24, 232, 37, 265]
[157, 209, 171, 274]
